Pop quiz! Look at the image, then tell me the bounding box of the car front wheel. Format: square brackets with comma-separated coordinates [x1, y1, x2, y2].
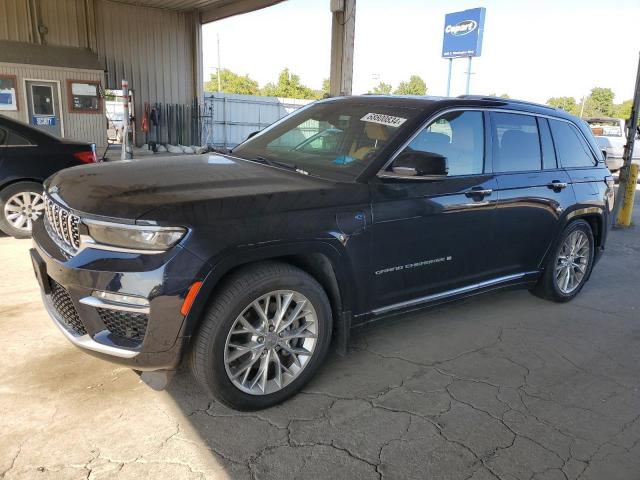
[189, 261, 333, 410]
[0, 181, 45, 238]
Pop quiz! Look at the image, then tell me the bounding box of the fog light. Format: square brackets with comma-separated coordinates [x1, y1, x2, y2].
[93, 290, 150, 308]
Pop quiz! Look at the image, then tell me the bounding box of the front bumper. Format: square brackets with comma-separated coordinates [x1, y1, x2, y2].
[31, 218, 207, 370]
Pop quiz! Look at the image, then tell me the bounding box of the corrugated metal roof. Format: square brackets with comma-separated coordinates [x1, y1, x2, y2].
[102, 0, 252, 12]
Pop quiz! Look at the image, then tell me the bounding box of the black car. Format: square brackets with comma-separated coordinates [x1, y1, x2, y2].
[0, 115, 98, 238]
[31, 95, 614, 410]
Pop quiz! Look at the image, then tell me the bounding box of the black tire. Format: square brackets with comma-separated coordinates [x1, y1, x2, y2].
[189, 261, 333, 411]
[0, 181, 44, 239]
[532, 220, 595, 302]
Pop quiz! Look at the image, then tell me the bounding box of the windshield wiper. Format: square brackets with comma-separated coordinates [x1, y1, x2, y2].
[252, 156, 303, 173]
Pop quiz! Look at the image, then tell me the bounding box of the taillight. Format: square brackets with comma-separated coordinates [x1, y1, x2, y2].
[73, 150, 97, 164]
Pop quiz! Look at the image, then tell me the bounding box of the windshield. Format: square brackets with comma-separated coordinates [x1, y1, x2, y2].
[232, 101, 420, 180]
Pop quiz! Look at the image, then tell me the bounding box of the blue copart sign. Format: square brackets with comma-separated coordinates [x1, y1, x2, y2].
[442, 7, 486, 58]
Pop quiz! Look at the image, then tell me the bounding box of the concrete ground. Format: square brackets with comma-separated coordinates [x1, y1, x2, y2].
[1, 199, 639, 480]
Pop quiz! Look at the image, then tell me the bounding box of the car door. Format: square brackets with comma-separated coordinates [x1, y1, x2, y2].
[0, 125, 39, 183]
[368, 109, 498, 311]
[548, 118, 605, 205]
[490, 112, 575, 277]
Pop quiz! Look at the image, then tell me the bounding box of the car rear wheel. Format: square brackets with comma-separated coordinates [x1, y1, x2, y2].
[0, 181, 44, 239]
[189, 261, 332, 410]
[532, 220, 594, 302]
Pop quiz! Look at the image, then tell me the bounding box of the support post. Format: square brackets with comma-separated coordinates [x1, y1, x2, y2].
[120, 79, 129, 161]
[465, 56, 472, 95]
[329, 0, 356, 97]
[613, 51, 640, 227]
[446, 58, 453, 97]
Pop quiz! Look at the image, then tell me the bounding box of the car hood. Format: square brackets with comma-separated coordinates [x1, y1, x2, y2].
[46, 154, 367, 223]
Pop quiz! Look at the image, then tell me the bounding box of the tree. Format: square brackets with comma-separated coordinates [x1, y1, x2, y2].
[394, 75, 427, 96]
[614, 99, 633, 120]
[369, 81, 393, 95]
[260, 68, 318, 100]
[321, 78, 330, 96]
[583, 87, 615, 117]
[204, 69, 259, 95]
[547, 96, 580, 115]
[488, 92, 510, 99]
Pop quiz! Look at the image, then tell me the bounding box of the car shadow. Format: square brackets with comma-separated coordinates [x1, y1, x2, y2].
[160, 291, 524, 479]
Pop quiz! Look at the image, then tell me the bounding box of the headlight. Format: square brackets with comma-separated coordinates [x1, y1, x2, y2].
[84, 220, 186, 251]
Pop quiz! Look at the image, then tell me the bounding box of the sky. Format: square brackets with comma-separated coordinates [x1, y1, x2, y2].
[202, 0, 640, 104]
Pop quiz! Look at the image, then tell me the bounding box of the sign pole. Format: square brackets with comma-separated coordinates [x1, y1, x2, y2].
[446, 58, 453, 97]
[465, 56, 472, 95]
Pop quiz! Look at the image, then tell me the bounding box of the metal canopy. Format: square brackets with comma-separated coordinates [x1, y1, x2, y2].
[105, 0, 284, 23]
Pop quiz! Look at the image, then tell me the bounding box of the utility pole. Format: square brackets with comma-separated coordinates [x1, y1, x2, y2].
[613, 51, 640, 227]
[464, 56, 472, 95]
[216, 33, 222, 92]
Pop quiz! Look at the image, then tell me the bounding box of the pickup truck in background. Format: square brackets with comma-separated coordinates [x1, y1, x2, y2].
[586, 117, 640, 172]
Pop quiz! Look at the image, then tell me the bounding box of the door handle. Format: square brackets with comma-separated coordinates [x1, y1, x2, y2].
[547, 181, 568, 191]
[465, 188, 493, 198]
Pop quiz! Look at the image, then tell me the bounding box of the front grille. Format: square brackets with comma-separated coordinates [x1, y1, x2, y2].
[97, 308, 148, 341]
[44, 193, 81, 253]
[50, 280, 86, 336]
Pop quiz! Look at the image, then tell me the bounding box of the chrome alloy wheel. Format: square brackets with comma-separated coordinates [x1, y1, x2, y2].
[555, 230, 590, 294]
[3, 191, 45, 232]
[224, 290, 319, 395]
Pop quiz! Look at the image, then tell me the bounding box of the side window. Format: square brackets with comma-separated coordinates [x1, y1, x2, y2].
[5, 129, 33, 146]
[397, 110, 484, 176]
[549, 119, 597, 168]
[491, 113, 541, 172]
[538, 118, 557, 169]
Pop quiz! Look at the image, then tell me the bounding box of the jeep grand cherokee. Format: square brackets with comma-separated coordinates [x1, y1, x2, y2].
[31, 95, 614, 410]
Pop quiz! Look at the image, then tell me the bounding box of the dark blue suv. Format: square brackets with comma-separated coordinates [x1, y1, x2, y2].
[31, 95, 614, 410]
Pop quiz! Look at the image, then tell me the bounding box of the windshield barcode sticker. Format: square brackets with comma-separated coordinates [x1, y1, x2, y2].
[361, 112, 407, 128]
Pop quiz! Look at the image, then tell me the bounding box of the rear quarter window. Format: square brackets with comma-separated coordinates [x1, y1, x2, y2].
[549, 119, 597, 168]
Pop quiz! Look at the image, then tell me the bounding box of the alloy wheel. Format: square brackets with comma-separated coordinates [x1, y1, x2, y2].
[224, 290, 318, 395]
[3, 191, 44, 232]
[555, 230, 590, 294]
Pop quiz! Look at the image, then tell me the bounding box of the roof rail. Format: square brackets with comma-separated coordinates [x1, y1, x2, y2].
[456, 95, 558, 111]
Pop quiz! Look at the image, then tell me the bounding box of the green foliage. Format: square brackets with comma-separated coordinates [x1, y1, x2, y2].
[369, 81, 393, 95]
[204, 69, 259, 95]
[547, 96, 580, 115]
[104, 89, 117, 101]
[614, 99, 633, 120]
[394, 75, 427, 96]
[583, 87, 615, 117]
[260, 69, 319, 100]
[321, 78, 330, 95]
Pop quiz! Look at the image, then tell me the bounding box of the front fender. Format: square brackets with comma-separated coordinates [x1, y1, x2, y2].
[181, 238, 358, 339]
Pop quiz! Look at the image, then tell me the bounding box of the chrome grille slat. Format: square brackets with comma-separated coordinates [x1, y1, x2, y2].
[43, 193, 81, 254]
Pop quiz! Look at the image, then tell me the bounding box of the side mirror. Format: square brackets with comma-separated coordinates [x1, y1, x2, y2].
[392, 150, 448, 178]
[247, 130, 260, 140]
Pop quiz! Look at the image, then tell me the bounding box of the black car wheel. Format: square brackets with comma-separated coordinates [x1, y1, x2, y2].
[532, 220, 595, 302]
[189, 261, 333, 411]
[0, 181, 45, 239]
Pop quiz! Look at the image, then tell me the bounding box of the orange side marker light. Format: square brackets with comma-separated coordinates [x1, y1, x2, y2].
[180, 281, 203, 316]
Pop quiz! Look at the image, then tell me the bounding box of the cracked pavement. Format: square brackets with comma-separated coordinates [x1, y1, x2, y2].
[1, 196, 640, 479]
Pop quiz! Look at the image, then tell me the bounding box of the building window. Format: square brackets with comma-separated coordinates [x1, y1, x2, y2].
[67, 80, 102, 113]
[0, 75, 19, 111]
